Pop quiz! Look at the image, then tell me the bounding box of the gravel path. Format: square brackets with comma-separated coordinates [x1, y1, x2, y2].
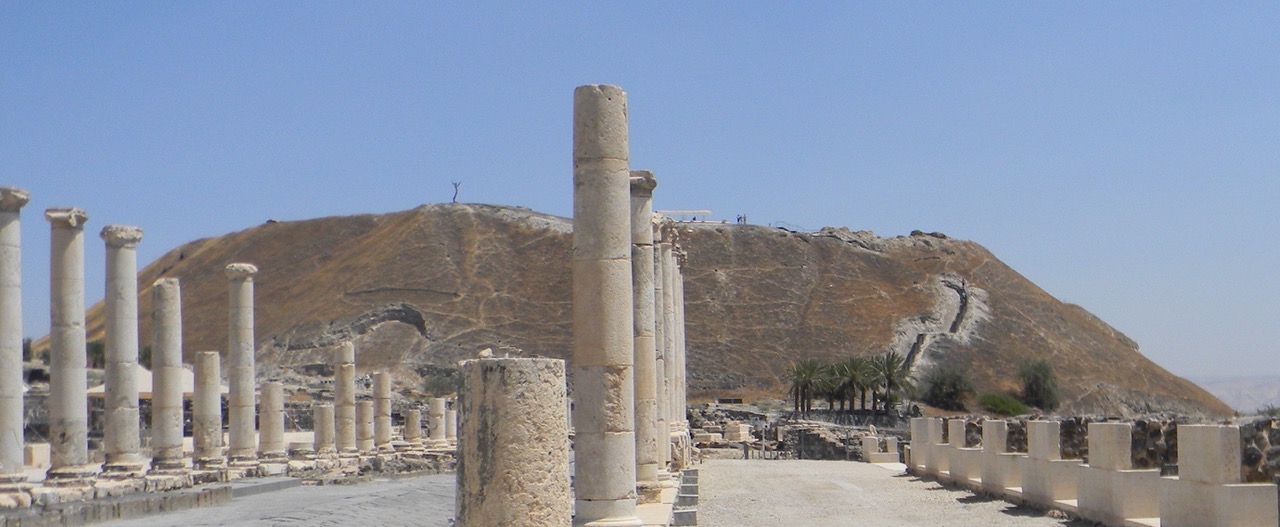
[697, 459, 1086, 527]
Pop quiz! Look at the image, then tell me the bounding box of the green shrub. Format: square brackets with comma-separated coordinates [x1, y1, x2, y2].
[1018, 359, 1060, 411]
[919, 364, 974, 411]
[979, 392, 1028, 416]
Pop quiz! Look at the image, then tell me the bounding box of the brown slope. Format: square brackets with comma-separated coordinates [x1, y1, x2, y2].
[57, 203, 1227, 416]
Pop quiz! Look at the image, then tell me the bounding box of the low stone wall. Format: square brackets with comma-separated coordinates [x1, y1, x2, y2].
[0, 484, 230, 527]
[908, 415, 1280, 527]
[1240, 417, 1280, 483]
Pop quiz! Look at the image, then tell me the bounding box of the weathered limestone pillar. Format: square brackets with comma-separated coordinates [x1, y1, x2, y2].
[259, 381, 286, 461]
[660, 241, 678, 427]
[225, 263, 258, 468]
[445, 408, 458, 446]
[356, 400, 375, 454]
[628, 171, 661, 501]
[404, 409, 423, 449]
[333, 343, 357, 457]
[373, 373, 393, 453]
[313, 403, 336, 458]
[652, 223, 671, 481]
[673, 255, 688, 428]
[571, 84, 641, 526]
[149, 278, 187, 473]
[427, 397, 448, 449]
[100, 225, 145, 476]
[192, 351, 225, 469]
[0, 189, 29, 493]
[456, 357, 570, 527]
[44, 208, 96, 482]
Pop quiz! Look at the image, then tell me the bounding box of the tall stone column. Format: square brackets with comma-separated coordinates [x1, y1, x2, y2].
[456, 357, 570, 527]
[660, 241, 678, 428]
[445, 408, 458, 446]
[652, 224, 671, 481]
[373, 373, 393, 453]
[259, 381, 286, 461]
[571, 84, 641, 526]
[150, 278, 186, 472]
[628, 171, 661, 502]
[225, 263, 259, 468]
[0, 189, 29, 491]
[427, 397, 448, 449]
[45, 208, 96, 482]
[674, 254, 688, 428]
[192, 351, 224, 470]
[100, 225, 145, 476]
[356, 400, 375, 454]
[313, 403, 335, 458]
[333, 343, 357, 457]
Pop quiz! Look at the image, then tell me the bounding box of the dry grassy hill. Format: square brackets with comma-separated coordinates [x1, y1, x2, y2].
[39, 203, 1229, 416]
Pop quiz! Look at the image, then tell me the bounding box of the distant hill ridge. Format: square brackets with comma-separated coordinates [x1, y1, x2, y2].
[43, 203, 1228, 416]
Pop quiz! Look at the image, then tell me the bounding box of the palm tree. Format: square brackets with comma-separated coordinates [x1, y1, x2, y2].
[871, 351, 913, 413]
[786, 359, 824, 414]
[838, 357, 876, 411]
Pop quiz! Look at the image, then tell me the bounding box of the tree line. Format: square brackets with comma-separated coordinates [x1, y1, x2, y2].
[786, 352, 1061, 416]
[786, 351, 913, 414]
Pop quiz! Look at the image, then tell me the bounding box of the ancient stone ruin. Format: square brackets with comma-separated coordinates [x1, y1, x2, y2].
[0, 84, 699, 527]
[908, 415, 1280, 526]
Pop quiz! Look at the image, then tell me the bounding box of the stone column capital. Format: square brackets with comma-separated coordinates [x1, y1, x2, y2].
[0, 187, 30, 212]
[629, 170, 657, 196]
[225, 263, 258, 279]
[100, 225, 143, 248]
[44, 208, 89, 229]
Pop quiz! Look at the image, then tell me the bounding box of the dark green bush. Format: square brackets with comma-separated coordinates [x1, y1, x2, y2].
[919, 364, 974, 411]
[979, 392, 1028, 416]
[1018, 359, 1060, 411]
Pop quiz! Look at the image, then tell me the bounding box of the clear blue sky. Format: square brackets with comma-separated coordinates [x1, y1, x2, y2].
[3, 3, 1277, 378]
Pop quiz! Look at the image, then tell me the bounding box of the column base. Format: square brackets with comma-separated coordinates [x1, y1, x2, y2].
[100, 460, 147, 479]
[575, 500, 644, 527]
[228, 455, 260, 469]
[149, 458, 190, 474]
[637, 481, 665, 504]
[44, 465, 99, 486]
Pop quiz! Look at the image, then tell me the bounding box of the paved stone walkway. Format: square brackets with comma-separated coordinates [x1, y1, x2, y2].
[97, 474, 455, 527]
[95, 460, 1093, 526]
[698, 459, 1087, 527]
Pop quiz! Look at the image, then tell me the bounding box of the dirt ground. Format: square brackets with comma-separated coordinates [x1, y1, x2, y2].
[697, 459, 1087, 527]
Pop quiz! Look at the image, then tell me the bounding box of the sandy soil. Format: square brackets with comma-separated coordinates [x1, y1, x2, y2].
[697, 459, 1086, 527]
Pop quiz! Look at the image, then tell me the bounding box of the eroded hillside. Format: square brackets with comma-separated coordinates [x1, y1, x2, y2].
[48, 203, 1229, 416]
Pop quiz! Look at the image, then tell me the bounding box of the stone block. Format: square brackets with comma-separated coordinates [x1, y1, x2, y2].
[23, 444, 49, 468]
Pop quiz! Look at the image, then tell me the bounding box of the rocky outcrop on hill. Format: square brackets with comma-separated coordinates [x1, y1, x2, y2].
[42, 203, 1229, 416]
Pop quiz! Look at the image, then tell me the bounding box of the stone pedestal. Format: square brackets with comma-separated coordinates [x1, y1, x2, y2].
[0, 188, 29, 500]
[149, 278, 187, 474]
[334, 343, 358, 457]
[44, 208, 96, 484]
[571, 84, 642, 527]
[192, 351, 225, 471]
[427, 398, 448, 449]
[313, 403, 336, 458]
[456, 357, 570, 527]
[225, 263, 259, 468]
[100, 225, 146, 477]
[356, 400, 375, 454]
[373, 373, 393, 453]
[259, 381, 287, 462]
